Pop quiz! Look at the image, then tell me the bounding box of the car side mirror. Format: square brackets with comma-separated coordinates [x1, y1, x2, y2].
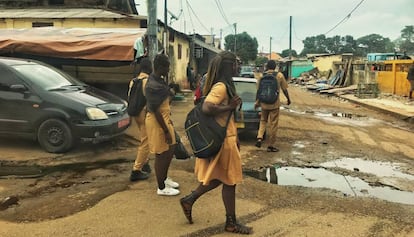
[10, 84, 28, 92]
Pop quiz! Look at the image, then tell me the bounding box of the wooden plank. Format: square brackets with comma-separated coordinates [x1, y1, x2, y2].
[319, 84, 357, 94]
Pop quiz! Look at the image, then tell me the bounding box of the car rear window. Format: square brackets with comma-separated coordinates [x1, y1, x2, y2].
[234, 81, 256, 102]
[240, 66, 254, 73]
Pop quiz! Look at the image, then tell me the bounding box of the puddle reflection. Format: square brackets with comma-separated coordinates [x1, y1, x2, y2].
[246, 166, 414, 205]
[321, 157, 414, 180]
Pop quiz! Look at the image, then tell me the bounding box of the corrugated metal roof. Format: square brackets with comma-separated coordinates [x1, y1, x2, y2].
[0, 8, 145, 19]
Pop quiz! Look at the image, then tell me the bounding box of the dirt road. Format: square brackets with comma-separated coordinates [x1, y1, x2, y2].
[0, 85, 413, 236]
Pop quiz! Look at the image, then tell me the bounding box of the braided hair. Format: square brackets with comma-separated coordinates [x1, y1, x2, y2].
[202, 51, 237, 98]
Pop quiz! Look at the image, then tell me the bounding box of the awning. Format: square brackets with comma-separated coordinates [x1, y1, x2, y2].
[0, 27, 146, 61]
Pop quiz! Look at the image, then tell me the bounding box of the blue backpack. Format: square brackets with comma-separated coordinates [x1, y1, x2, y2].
[256, 72, 279, 104]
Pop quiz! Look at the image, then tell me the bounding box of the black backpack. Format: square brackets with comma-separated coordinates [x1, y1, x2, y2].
[127, 78, 146, 116]
[256, 72, 279, 104]
[185, 86, 232, 158]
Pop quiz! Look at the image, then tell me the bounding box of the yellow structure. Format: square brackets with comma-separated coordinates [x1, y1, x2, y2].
[311, 55, 342, 73]
[0, 8, 145, 28]
[377, 59, 414, 96]
[167, 34, 192, 88]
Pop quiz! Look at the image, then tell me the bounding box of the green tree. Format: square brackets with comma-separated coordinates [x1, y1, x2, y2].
[280, 49, 298, 58]
[224, 32, 258, 64]
[255, 56, 268, 67]
[400, 25, 414, 53]
[300, 34, 329, 56]
[338, 35, 357, 53]
[355, 34, 394, 54]
[301, 34, 357, 56]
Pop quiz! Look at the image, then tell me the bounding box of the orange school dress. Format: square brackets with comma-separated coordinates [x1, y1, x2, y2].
[145, 97, 176, 155]
[194, 82, 243, 186]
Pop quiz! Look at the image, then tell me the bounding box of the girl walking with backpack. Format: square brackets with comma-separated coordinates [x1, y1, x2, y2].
[180, 51, 253, 234]
[145, 54, 180, 196]
[128, 58, 152, 181]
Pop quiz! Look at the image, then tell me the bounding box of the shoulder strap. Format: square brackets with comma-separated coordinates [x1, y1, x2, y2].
[224, 83, 234, 128]
[203, 82, 233, 128]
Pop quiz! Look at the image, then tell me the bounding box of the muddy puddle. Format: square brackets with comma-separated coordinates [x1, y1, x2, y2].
[281, 107, 382, 126]
[320, 157, 414, 181]
[245, 158, 414, 205]
[0, 158, 130, 178]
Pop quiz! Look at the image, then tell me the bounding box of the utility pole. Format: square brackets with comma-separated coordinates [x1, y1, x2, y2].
[147, 0, 158, 61]
[269, 36, 272, 59]
[164, 0, 168, 55]
[288, 16, 292, 80]
[219, 29, 222, 49]
[289, 16, 292, 59]
[211, 27, 214, 47]
[233, 23, 237, 54]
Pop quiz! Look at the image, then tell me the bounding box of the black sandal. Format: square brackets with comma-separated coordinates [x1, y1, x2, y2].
[225, 215, 253, 235]
[180, 192, 197, 224]
[255, 139, 262, 148]
[267, 146, 279, 152]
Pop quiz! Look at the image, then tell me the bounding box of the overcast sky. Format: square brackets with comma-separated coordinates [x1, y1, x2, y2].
[135, 0, 414, 53]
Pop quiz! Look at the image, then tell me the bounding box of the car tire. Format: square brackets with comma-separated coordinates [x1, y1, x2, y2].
[37, 119, 73, 153]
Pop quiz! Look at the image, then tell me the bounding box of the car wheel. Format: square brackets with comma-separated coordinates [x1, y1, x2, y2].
[37, 119, 73, 153]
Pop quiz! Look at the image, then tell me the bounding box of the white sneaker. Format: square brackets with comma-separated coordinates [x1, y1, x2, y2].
[157, 186, 180, 196]
[164, 177, 179, 188]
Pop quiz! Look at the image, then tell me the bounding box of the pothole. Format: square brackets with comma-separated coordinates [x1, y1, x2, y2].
[0, 158, 130, 179]
[281, 107, 381, 126]
[320, 157, 414, 180]
[245, 165, 414, 205]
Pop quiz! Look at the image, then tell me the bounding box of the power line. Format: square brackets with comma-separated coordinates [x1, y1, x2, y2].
[214, 0, 232, 28]
[292, 20, 303, 41]
[324, 0, 365, 35]
[184, 0, 195, 33]
[185, 0, 210, 33]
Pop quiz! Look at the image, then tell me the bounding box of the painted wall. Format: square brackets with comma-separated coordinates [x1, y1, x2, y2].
[312, 55, 341, 72]
[291, 60, 314, 78]
[0, 18, 141, 28]
[377, 60, 413, 96]
[168, 33, 191, 89]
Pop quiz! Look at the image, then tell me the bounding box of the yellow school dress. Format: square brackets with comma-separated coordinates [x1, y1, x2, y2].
[145, 98, 176, 154]
[194, 82, 243, 185]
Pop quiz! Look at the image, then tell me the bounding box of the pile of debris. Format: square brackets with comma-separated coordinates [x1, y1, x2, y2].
[291, 67, 357, 96]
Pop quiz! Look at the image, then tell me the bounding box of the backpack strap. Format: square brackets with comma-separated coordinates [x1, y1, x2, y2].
[224, 83, 234, 129]
[203, 82, 233, 129]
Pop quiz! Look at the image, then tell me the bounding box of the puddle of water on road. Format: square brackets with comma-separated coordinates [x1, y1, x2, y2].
[281, 107, 380, 126]
[292, 141, 306, 149]
[320, 157, 414, 180]
[246, 166, 414, 205]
